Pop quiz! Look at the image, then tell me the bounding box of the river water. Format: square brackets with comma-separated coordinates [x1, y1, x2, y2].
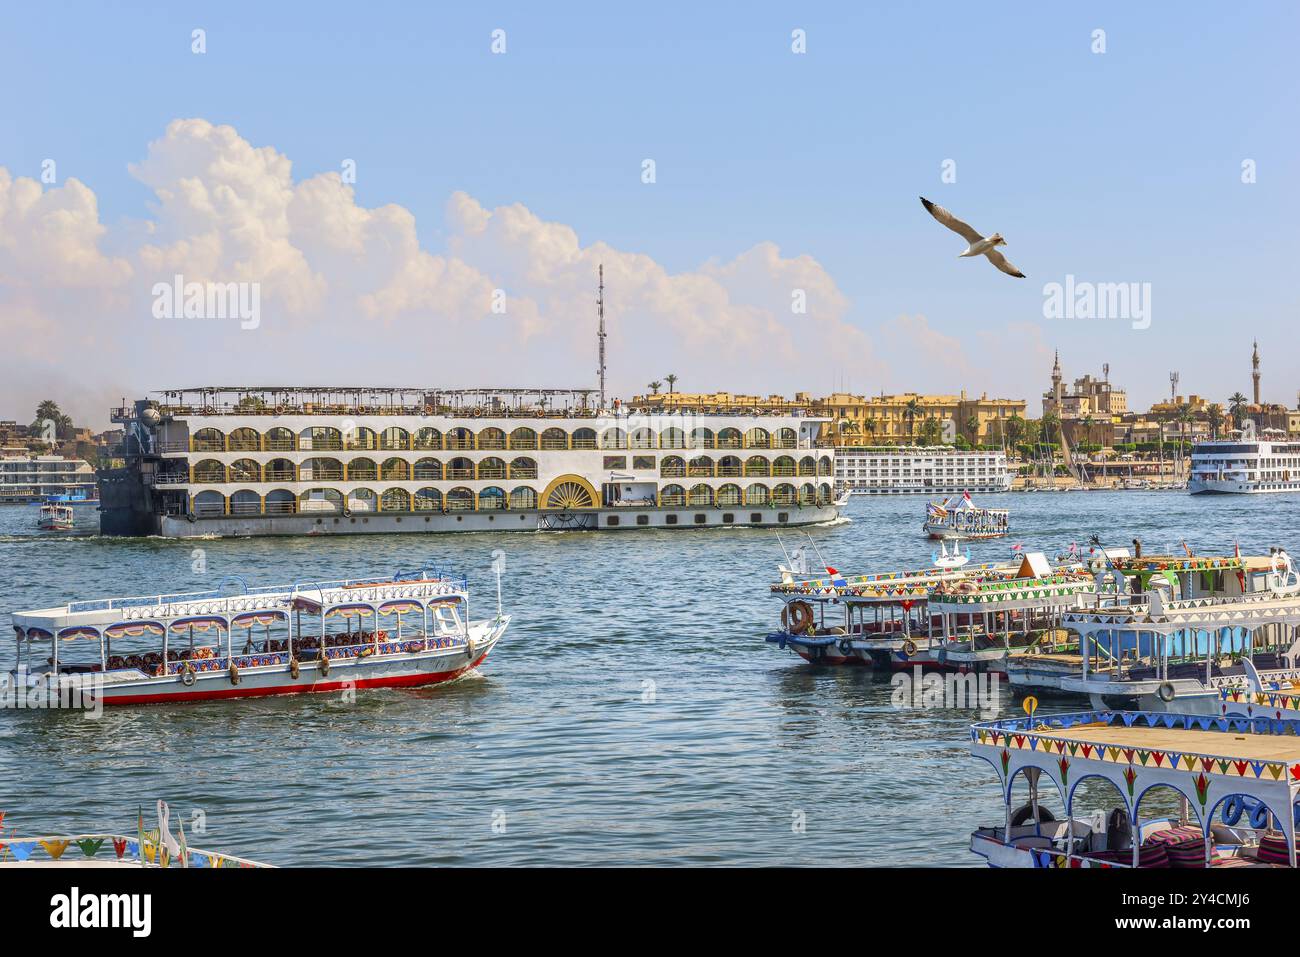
[0, 490, 1289, 865]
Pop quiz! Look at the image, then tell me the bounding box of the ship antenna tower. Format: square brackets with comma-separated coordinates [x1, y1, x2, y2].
[597, 264, 607, 410]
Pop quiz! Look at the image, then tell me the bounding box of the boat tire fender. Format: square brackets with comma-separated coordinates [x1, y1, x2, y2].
[228, 663, 240, 685]
[289, 658, 300, 680]
[1010, 803, 1055, 827]
[1249, 799, 1271, 831]
[180, 665, 196, 687]
[319, 653, 330, 677]
[1156, 682, 1176, 703]
[902, 639, 918, 657]
[837, 637, 853, 657]
[186, 512, 197, 523]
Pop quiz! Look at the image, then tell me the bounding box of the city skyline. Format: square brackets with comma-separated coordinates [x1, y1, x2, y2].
[2, 3, 1297, 429]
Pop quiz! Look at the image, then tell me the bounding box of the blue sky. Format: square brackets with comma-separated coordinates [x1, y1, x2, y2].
[1, 1, 1297, 423]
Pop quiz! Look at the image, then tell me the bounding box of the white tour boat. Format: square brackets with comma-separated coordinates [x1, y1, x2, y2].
[922, 491, 1009, 540]
[36, 502, 76, 531]
[1188, 431, 1300, 495]
[970, 709, 1300, 867]
[928, 551, 1095, 673]
[99, 386, 840, 537]
[767, 550, 1054, 669]
[1055, 550, 1300, 714]
[5, 564, 508, 706]
[1006, 549, 1279, 693]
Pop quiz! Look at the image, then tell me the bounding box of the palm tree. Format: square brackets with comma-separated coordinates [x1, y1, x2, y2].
[648, 381, 662, 395]
[665, 374, 677, 395]
[1206, 403, 1225, 439]
[32, 400, 70, 442]
[904, 398, 922, 444]
[920, 417, 941, 445]
[863, 418, 878, 445]
[1005, 415, 1025, 448]
[965, 414, 980, 447]
[1228, 392, 1249, 429]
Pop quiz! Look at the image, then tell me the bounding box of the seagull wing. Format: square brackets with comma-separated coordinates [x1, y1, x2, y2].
[920, 197, 983, 244]
[983, 248, 1025, 278]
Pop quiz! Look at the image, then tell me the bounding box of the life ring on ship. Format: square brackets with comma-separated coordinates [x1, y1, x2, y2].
[785, 601, 814, 634]
[274, 405, 285, 415]
[319, 654, 331, 677]
[1010, 803, 1056, 827]
[180, 664, 197, 687]
[1156, 682, 1176, 703]
[901, 639, 918, 657]
[342, 507, 352, 518]
[228, 663, 240, 685]
[289, 658, 300, 680]
[424, 405, 434, 415]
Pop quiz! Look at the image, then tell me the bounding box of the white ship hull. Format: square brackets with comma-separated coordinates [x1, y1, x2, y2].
[1189, 477, 1300, 495]
[159, 503, 842, 537]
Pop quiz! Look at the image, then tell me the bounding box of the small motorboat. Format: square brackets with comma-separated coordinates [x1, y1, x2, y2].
[37, 503, 75, 531]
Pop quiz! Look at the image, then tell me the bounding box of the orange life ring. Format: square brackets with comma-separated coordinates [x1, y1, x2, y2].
[784, 600, 815, 633]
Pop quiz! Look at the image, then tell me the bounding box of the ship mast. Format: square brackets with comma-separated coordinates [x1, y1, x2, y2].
[596, 264, 607, 410]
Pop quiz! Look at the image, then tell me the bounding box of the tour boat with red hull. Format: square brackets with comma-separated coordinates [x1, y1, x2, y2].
[6, 565, 508, 707]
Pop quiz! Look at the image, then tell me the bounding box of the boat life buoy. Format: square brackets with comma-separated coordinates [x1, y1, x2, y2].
[1156, 682, 1176, 703]
[342, 507, 352, 518]
[901, 639, 918, 657]
[837, 637, 853, 657]
[319, 653, 330, 677]
[289, 658, 300, 680]
[1010, 803, 1055, 827]
[180, 664, 196, 687]
[424, 404, 434, 415]
[786, 601, 814, 634]
[228, 663, 240, 685]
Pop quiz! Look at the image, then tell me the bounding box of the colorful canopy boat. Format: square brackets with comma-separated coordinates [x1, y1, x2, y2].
[923, 492, 1009, 540]
[1053, 555, 1300, 714]
[766, 550, 1079, 668]
[1008, 550, 1297, 699]
[970, 709, 1300, 868]
[928, 552, 1096, 673]
[6, 564, 508, 706]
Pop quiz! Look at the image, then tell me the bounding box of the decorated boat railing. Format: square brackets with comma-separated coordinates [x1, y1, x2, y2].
[930, 574, 1095, 606]
[771, 563, 1008, 598]
[0, 832, 269, 868]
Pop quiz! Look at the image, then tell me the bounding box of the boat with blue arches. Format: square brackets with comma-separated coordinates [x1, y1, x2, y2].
[6, 564, 508, 706]
[970, 709, 1300, 868]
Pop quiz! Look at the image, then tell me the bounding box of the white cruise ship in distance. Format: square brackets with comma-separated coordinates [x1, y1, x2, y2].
[99, 386, 841, 537]
[834, 445, 1011, 495]
[1188, 429, 1300, 494]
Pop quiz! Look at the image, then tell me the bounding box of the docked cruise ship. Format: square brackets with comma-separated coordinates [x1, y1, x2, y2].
[834, 445, 1011, 495]
[99, 387, 841, 537]
[1188, 431, 1300, 494]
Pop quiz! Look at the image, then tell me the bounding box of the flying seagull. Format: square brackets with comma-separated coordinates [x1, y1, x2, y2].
[919, 197, 1025, 278]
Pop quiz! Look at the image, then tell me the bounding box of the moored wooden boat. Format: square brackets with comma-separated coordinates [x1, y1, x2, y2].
[969, 709, 1300, 867]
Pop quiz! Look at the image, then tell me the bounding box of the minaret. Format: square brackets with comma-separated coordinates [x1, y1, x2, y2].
[1050, 351, 1063, 410]
[1252, 340, 1260, 405]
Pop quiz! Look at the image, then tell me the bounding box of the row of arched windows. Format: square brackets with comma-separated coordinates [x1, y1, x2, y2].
[188, 425, 804, 453]
[187, 457, 541, 484]
[190, 482, 834, 516]
[659, 455, 831, 478]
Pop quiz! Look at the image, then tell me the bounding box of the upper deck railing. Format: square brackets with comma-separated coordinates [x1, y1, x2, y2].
[57, 567, 467, 616]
